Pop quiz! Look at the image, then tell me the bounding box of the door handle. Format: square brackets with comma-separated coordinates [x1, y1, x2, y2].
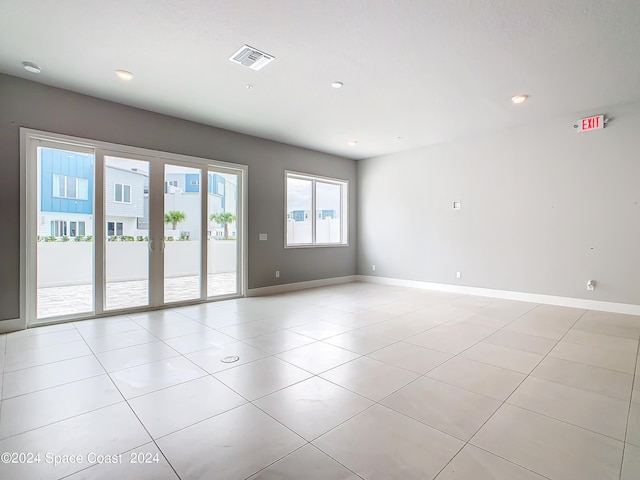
[148, 239, 154, 252]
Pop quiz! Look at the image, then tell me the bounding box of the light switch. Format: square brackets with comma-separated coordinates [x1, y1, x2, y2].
[259, 233, 267, 241]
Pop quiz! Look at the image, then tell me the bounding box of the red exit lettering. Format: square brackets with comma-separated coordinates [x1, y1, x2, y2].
[578, 115, 605, 132]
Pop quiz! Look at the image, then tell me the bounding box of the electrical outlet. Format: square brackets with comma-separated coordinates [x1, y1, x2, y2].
[372, 265, 376, 271]
[275, 270, 280, 278]
[586, 280, 595, 291]
[456, 272, 461, 279]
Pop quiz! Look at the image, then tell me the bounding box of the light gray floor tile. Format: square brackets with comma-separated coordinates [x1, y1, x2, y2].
[505, 315, 574, 340]
[435, 444, 546, 480]
[109, 356, 206, 399]
[247, 444, 360, 480]
[573, 311, 640, 339]
[217, 319, 283, 340]
[0, 403, 150, 479]
[66, 443, 178, 480]
[382, 377, 501, 441]
[549, 341, 636, 374]
[243, 330, 315, 354]
[358, 317, 436, 340]
[621, 443, 640, 480]
[507, 376, 629, 440]
[323, 330, 396, 354]
[472, 404, 624, 480]
[95, 341, 180, 372]
[0, 375, 123, 440]
[162, 329, 235, 354]
[214, 356, 312, 400]
[129, 376, 246, 438]
[139, 318, 211, 340]
[461, 342, 543, 374]
[476, 300, 538, 320]
[426, 356, 525, 401]
[404, 330, 482, 355]
[76, 319, 144, 339]
[288, 320, 353, 340]
[254, 377, 373, 440]
[2, 355, 105, 398]
[5, 328, 83, 352]
[320, 356, 419, 401]
[4, 283, 638, 480]
[532, 356, 633, 401]
[276, 341, 360, 374]
[157, 403, 305, 480]
[562, 329, 639, 354]
[628, 402, 640, 446]
[368, 342, 451, 374]
[185, 341, 270, 373]
[314, 404, 463, 480]
[84, 330, 159, 354]
[3, 340, 93, 372]
[483, 329, 557, 355]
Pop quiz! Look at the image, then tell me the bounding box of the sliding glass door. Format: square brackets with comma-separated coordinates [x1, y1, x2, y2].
[207, 168, 239, 297]
[25, 130, 245, 327]
[163, 163, 202, 303]
[103, 154, 151, 311]
[35, 143, 95, 319]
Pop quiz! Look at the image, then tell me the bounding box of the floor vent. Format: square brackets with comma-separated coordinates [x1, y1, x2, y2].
[229, 45, 275, 71]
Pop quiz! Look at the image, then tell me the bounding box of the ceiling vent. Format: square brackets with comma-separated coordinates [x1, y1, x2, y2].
[229, 45, 275, 71]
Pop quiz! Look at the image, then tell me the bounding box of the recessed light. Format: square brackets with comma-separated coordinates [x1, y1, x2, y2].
[23, 62, 41, 74]
[331, 81, 343, 89]
[347, 139, 358, 146]
[115, 70, 134, 81]
[511, 94, 528, 104]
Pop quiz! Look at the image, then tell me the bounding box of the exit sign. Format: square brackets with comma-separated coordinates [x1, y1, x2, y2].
[574, 114, 605, 133]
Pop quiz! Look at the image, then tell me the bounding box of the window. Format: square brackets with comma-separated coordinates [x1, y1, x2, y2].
[114, 183, 131, 203]
[68, 221, 86, 237]
[107, 222, 123, 236]
[164, 180, 178, 193]
[52, 175, 89, 200]
[285, 171, 348, 246]
[51, 220, 67, 236]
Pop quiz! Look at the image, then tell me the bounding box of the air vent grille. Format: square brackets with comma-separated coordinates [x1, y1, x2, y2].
[229, 45, 275, 71]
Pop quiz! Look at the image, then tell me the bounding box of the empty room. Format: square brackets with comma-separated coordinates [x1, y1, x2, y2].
[0, 1, 639, 479]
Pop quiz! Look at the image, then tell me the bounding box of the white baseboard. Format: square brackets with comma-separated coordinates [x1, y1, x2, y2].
[247, 275, 358, 297]
[357, 275, 640, 316]
[0, 318, 26, 334]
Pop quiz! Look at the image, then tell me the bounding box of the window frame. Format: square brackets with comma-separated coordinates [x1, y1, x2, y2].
[284, 170, 349, 248]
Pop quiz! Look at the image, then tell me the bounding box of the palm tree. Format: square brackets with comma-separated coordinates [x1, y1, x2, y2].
[164, 211, 186, 230]
[210, 212, 237, 239]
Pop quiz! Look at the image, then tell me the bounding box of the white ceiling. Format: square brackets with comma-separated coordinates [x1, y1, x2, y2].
[1, 0, 639, 160]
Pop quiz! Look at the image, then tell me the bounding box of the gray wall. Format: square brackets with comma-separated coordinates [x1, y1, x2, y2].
[358, 102, 640, 305]
[0, 74, 357, 322]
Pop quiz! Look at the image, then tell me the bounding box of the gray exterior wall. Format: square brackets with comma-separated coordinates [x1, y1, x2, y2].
[0, 74, 357, 322]
[358, 102, 640, 305]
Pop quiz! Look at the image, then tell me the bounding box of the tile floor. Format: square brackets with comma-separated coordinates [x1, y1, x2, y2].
[1, 282, 639, 479]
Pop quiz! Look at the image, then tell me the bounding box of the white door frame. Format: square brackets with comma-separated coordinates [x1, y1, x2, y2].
[21, 128, 248, 328]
